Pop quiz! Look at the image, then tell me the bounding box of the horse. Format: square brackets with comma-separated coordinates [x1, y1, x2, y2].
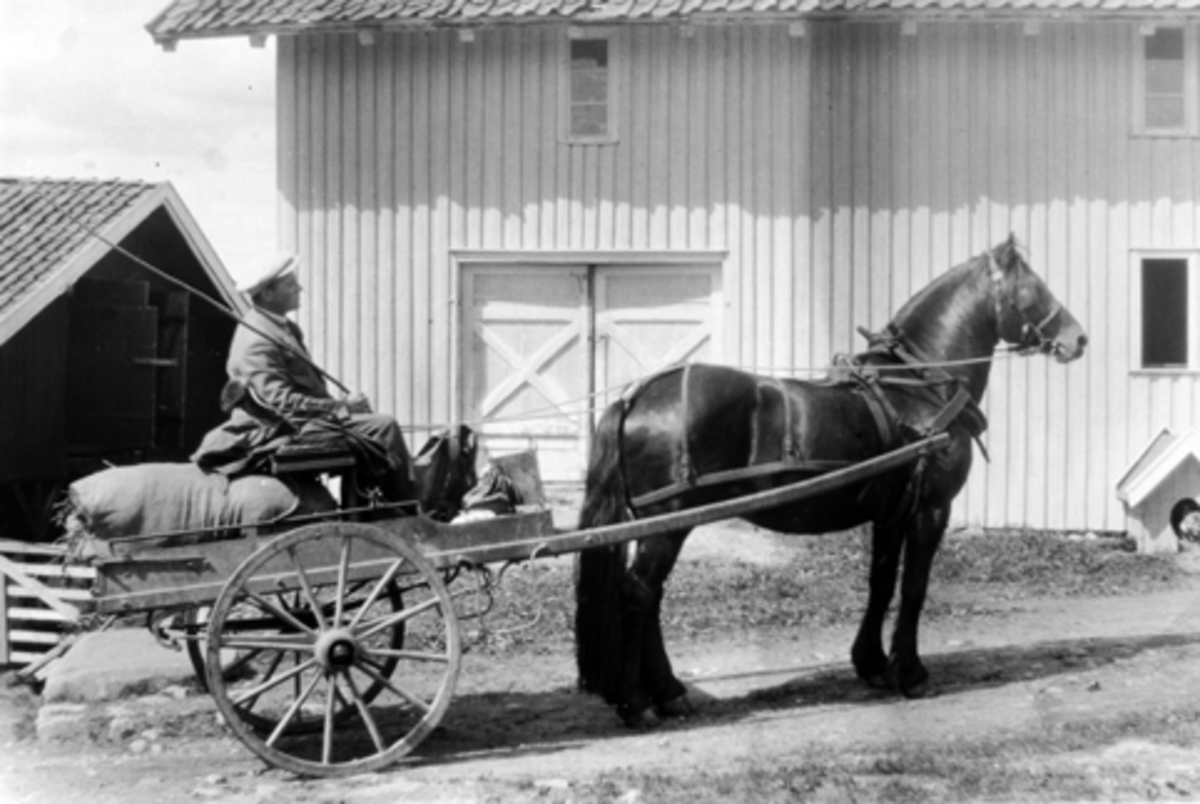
[574, 235, 1088, 727]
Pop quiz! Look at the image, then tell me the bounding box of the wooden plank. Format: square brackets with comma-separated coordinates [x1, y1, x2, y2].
[431, 31, 453, 424]
[4, 562, 94, 580]
[7, 608, 74, 622]
[9, 587, 91, 602]
[8, 631, 60, 646]
[772, 28, 794, 374]
[412, 33, 433, 426]
[0, 554, 81, 620]
[0, 571, 8, 664]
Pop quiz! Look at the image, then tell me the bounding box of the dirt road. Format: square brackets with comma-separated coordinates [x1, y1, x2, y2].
[4, 530, 1200, 802]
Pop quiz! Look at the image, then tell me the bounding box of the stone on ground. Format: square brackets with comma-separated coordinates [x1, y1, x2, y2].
[42, 628, 196, 703]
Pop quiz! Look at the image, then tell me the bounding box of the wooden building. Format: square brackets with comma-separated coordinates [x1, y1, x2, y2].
[0, 179, 242, 541]
[149, 1, 1200, 536]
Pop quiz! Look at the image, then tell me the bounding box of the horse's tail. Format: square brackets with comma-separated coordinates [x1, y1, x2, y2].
[575, 400, 631, 703]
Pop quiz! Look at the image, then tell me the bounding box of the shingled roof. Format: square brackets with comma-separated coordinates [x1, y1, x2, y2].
[146, 0, 1200, 43]
[0, 178, 237, 345]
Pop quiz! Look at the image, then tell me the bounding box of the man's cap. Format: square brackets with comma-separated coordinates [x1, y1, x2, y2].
[239, 253, 298, 297]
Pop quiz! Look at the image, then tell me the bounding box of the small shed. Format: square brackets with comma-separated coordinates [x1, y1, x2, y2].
[1116, 428, 1200, 554]
[0, 178, 244, 542]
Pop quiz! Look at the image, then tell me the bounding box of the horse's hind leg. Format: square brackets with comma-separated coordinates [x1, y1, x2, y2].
[619, 530, 689, 726]
[851, 521, 905, 688]
[889, 505, 950, 698]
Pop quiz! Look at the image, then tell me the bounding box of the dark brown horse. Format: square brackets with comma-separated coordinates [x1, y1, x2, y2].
[574, 236, 1088, 726]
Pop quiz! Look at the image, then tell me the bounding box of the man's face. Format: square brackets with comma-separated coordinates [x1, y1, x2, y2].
[261, 272, 302, 314]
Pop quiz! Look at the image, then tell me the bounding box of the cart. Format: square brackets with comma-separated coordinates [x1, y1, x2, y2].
[82, 432, 949, 778]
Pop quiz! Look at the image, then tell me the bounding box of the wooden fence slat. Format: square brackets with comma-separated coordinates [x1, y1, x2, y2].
[8, 607, 73, 622]
[0, 553, 82, 621]
[0, 571, 7, 664]
[9, 586, 92, 602]
[6, 562, 95, 580]
[8, 631, 61, 646]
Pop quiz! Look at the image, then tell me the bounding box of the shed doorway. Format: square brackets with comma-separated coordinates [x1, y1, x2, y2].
[460, 261, 723, 483]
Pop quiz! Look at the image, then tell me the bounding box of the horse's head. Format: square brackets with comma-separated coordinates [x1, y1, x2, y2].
[990, 235, 1088, 363]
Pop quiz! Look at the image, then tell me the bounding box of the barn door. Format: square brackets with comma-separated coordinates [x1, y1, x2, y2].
[461, 266, 591, 481]
[593, 265, 722, 410]
[461, 262, 722, 482]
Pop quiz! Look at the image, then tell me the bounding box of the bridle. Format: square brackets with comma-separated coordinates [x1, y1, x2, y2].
[989, 249, 1063, 357]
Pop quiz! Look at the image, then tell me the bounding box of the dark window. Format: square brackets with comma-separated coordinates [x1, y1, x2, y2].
[1142, 258, 1189, 367]
[569, 38, 609, 139]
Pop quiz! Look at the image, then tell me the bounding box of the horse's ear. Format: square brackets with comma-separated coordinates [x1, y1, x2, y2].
[994, 233, 1020, 271]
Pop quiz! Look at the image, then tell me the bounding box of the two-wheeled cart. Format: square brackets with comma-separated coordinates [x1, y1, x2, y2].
[82, 433, 948, 778]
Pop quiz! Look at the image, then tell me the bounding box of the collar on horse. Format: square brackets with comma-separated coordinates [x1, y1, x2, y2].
[850, 323, 990, 460]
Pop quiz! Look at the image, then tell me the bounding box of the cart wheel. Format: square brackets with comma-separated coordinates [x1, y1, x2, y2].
[187, 581, 406, 733]
[206, 522, 460, 777]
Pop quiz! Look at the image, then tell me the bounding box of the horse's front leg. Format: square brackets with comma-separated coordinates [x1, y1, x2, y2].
[889, 505, 950, 698]
[851, 521, 906, 688]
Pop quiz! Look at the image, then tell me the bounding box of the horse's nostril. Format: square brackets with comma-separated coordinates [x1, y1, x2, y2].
[1078, 334, 1089, 348]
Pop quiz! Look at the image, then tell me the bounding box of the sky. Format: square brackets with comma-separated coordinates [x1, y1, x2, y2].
[1, 1, 277, 285]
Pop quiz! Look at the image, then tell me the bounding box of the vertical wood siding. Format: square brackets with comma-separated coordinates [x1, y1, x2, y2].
[278, 20, 1200, 534]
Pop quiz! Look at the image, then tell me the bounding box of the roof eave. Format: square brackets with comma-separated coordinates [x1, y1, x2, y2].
[147, 8, 1200, 46]
[0, 182, 244, 346]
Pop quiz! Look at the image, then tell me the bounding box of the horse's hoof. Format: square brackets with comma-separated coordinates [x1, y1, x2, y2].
[654, 695, 695, 719]
[862, 672, 893, 690]
[900, 679, 933, 699]
[617, 705, 661, 730]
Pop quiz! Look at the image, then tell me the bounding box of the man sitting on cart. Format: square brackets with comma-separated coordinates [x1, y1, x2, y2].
[192, 253, 417, 503]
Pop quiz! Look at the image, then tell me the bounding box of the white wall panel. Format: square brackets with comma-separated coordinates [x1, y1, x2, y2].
[277, 20, 1200, 534]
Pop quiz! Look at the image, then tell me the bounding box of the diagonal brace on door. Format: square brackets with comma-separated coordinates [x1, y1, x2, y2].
[477, 324, 582, 422]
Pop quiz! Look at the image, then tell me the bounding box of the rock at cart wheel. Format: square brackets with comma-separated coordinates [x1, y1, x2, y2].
[42, 628, 195, 703]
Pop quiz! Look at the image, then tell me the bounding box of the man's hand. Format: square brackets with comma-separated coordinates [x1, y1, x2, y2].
[343, 392, 373, 414]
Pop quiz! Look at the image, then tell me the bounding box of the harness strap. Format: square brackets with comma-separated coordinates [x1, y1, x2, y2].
[630, 368, 839, 511]
[679, 363, 696, 484]
[630, 458, 855, 509]
[859, 324, 990, 453]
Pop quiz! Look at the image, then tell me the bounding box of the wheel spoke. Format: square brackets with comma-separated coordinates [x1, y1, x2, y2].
[323, 675, 337, 765]
[231, 657, 318, 707]
[243, 589, 316, 637]
[233, 649, 286, 715]
[355, 596, 442, 641]
[354, 658, 432, 714]
[333, 537, 351, 626]
[343, 672, 386, 753]
[367, 648, 450, 664]
[348, 558, 406, 630]
[220, 635, 314, 652]
[221, 647, 264, 681]
[289, 547, 327, 632]
[265, 671, 323, 748]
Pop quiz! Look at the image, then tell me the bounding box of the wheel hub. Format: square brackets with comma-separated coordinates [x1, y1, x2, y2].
[315, 629, 359, 671]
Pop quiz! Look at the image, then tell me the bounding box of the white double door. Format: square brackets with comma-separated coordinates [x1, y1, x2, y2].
[461, 262, 723, 483]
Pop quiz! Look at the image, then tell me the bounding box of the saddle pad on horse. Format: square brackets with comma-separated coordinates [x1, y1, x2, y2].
[63, 463, 336, 541]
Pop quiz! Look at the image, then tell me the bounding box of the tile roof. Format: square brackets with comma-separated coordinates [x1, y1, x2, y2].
[147, 0, 1200, 40]
[0, 178, 159, 323]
